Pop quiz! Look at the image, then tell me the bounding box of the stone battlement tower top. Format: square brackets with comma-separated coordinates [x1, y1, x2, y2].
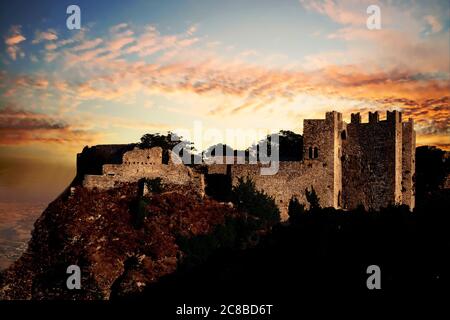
[342, 110, 415, 210]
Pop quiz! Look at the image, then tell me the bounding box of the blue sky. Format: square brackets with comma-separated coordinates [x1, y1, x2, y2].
[0, 0, 449, 201]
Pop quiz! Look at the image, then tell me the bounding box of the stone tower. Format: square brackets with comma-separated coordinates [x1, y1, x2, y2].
[401, 118, 416, 209]
[342, 110, 415, 210]
[303, 111, 345, 208]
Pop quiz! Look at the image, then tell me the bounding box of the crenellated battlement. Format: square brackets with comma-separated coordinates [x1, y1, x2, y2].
[343, 110, 414, 210]
[350, 110, 404, 125]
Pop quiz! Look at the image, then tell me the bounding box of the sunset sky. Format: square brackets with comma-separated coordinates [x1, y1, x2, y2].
[0, 0, 449, 203]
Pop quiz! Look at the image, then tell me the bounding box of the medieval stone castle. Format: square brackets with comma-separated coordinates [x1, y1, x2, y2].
[76, 110, 415, 220]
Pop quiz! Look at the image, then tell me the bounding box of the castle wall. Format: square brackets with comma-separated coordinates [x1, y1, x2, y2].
[207, 163, 229, 175]
[82, 147, 203, 195]
[303, 111, 344, 208]
[394, 112, 403, 205]
[76, 144, 136, 183]
[229, 161, 333, 220]
[342, 111, 403, 210]
[402, 119, 416, 209]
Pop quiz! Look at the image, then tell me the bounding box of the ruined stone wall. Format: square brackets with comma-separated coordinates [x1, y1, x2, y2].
[402, 119, 416, 209]
[76, 144, 136, 183]
[228, 161, 333, 220]
[82, 147, 204, 195]
[342, 111, 403, 210]
[207, 163, 230, 175]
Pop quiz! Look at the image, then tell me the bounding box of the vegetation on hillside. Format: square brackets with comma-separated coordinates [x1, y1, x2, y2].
[175, 176, 280, 271]
[141, 187, 449, 303]
[231, 177, 280, 227]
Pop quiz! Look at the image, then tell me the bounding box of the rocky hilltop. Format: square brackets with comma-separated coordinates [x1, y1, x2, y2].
[0, 180, 239, 299]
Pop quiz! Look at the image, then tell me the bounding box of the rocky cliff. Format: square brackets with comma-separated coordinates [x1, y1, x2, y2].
[0, 181, 238, 300]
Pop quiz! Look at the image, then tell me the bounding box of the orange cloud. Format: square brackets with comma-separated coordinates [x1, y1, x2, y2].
[5, 34, 26, 46]
[4, 25, 26, 60]
[0, 107, 99, 146]
[32, 29, 58, 44]
[300, 0, 368, 26]
[2, 22, 448, 150]
[72, 38, 103, 52]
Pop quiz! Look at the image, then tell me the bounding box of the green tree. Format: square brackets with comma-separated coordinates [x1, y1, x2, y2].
[138, 132, 197, 164]
[415, 146, 449, 201]
[288, 196, 305, 222]
[232, 177, 280, 227]
[250, 130, 303, 161]
[305, 186, 320, 210]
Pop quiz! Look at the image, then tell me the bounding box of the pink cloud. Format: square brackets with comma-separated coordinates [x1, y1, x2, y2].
[0, 107, 99, 146]
[72, 38, 103, 51]
[299, 0, 367, 26]
[32, 29, 58, 44]
[4, 25, 26, 60]
[107, 35, 135, 52]
[424, 15, 443, 33]
[3, 21, 448, 149]
[5, 34, 26, 46]
[110, 23, 129, 34]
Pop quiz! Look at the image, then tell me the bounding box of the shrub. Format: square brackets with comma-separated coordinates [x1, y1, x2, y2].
[142, 177, 163, 194]
[138, 132, 195, 163]
[177, 217, 247, 269]
[139, 132, 183, 150]
[134, 198, 150, 228]
[288, 196, 305, 223]
[305, 186, 320, 210]
[231, 177, 280, 227]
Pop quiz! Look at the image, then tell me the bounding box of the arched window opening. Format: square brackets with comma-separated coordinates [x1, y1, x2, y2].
[314, 147, 319, 159]
[341, 130, 347, 140]
[308, 147, 313, 159]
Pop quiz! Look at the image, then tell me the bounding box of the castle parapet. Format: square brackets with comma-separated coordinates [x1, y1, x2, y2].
[325, 110, 342, 123]
[369, 111, 379, 123]
[387, 110, 402, 123]
[350, 110, 405, 125]
[351, 113, 361, 124]
[402, 117, 414, 128]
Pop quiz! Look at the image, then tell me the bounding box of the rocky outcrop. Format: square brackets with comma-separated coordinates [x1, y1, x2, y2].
[0, 182, 238, 300]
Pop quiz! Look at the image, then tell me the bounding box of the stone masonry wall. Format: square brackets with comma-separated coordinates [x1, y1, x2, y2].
[303, 111, 344, 208]
[342, 111, 403, 210]
[82, 147, 204, 196]
[76, 144, 136, 183]
[229, 161, 333, 221]
[402, 119, 416, 209]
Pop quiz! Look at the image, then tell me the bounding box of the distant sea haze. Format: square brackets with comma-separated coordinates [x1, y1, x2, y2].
[0, 202, 46, 270]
